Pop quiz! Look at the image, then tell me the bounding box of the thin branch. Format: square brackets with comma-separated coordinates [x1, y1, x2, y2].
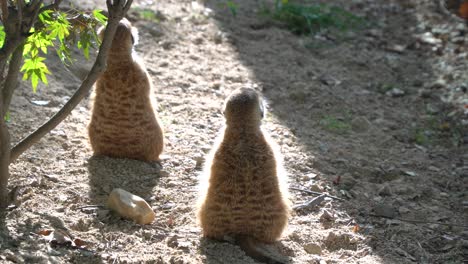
[290, 186, 345, 201]
[293, 194, 327, 210]
[10, 0, 134, 162]
[2, 44, 24, 115]
[24, 0, 40, 13]
[78, 205, 105, 210]
[367, 214, 468, 229]
[24, 0, 43, 31]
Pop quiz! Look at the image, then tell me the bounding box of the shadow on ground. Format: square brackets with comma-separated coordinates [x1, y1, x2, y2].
[203, 0, 466, 263]
[87, 155, 161, 205]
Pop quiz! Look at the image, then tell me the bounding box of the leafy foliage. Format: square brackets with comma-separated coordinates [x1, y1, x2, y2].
[263, 0, 365, 35]
[225, 1, 238, 17]
[0, 8, 107, 91]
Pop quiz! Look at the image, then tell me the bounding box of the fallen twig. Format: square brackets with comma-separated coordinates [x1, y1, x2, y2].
[290, 187, 345, 201]
[368, 214, 468, 229]
[78, 205, 105, 210]
[293, 194, 327, 210]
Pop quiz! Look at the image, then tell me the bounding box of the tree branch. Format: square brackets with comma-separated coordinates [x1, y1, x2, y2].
[10, 0, 134, 162]
[0, 0, 8, 23]
[2, 44, 24, 116]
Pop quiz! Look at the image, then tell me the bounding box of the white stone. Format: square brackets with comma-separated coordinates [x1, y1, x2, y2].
[107, 188, 156, 225]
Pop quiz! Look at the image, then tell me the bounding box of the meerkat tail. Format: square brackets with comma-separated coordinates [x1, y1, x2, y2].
[236, 236, 286, 264]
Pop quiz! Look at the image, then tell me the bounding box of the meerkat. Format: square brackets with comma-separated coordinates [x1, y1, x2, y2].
[88, 18, 164, 162]
[197, 88, 291, 264]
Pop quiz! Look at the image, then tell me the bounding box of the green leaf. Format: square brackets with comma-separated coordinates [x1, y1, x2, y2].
[4, 111, 10, 122]
[226, 1, 237, 17]
[93, 9, 108, 25]
[31, 72, 39, 92]
[0, 26, 5, 47]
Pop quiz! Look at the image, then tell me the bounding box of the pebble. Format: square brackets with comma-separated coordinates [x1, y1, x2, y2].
[377, 184, 393, 196]
[386, 88, 405, 97]
[373, 203, 397, 218]
[430, 79, 447, 89]
[304, 243, 322, 255]
[319, 210, 334, 223]
[107, 188, 156, 225]
[194, 154, 205, 169]
[340, 174, 357, 191]
[398, 207, 410, 214]
[419, 32, 442, 45]
[309, 184, 323, 193]
[351, 116, 371, 133]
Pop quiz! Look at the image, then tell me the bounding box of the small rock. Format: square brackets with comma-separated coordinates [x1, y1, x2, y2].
[159, 170, 170, 177]
[167, 235, 180, 248]
[304, 243, 322, 255]
[386, 88, 405, 97]
[377, 184, 392, 196]
[419, 32, 442, 45]
[97, 209, 109, 221]
[319, 210, 334, 223]
[324, 232, 357, 251]
[340, 175, 357, 191]
[309, 184, 323, 193]
[4, 250, 24, 263]
[351, 116, 371, 133]
[398, 207, 410, 214]
[107, 188, 156, 225]
[193, 37, 204, 45]
[194, 154, 205, 169]
[373, 203, 397, 218]
[403, 171, 417, 177]
[430, 79, 446, 89]
[426, 104, 439, 114]
[160, 40, 173, 50]
[386, 44, 406, 53]
[30, 100, 50, 106]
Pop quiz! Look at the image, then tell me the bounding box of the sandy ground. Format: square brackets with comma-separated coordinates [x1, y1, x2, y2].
[1, 0, 467, 263]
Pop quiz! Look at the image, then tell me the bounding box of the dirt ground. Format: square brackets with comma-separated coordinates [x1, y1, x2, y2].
[1, 0, 467, 263]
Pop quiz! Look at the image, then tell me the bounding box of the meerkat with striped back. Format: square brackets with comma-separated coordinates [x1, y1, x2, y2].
[197, 88, 291, 264]
[88, 18, 164, 162]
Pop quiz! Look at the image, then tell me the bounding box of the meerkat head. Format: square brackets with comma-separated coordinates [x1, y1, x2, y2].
[97, 17, 139, 54]
[223, 88, 265, 127]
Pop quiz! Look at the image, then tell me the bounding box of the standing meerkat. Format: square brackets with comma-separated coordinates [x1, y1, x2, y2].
[88, 18, 164, 162]
[197, 88, 291, 264]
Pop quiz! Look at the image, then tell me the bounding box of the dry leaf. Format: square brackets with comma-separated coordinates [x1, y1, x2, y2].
[73, 238, 88, 248]
[352, 225, 360, 233]
[37, 229, 53, 236]
[37, 229, 88, 249]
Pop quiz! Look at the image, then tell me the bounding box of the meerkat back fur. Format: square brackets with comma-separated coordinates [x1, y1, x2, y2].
[197, 88, 290, 263]
[88, 18, 164, 161]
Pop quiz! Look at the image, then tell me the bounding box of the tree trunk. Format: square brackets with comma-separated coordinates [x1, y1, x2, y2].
[2, 44, 24, 115]
[0, 103, 10, 208]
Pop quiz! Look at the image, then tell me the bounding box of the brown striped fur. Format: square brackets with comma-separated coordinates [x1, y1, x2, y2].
[88, 18, 163, 161]
[197, 88, 290, 263]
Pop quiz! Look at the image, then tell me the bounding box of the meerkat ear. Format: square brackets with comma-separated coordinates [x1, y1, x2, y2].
[131, 26, 139, 45]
